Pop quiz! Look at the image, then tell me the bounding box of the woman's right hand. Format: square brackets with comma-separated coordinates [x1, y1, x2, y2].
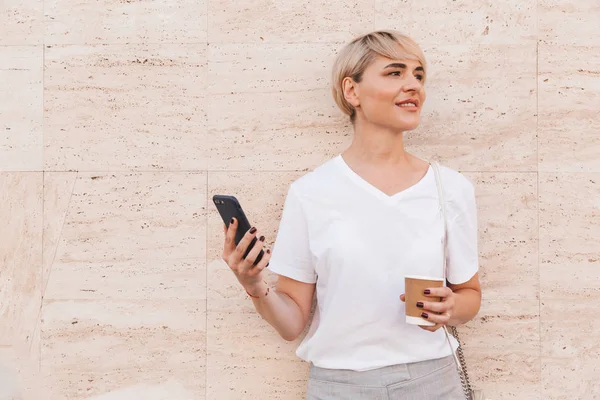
[222, 218, 272, 295]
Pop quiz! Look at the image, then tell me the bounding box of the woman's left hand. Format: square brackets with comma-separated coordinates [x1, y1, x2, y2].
[400, 287, 456, 332]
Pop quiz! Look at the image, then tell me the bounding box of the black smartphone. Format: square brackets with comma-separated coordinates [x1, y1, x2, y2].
[213, 195, 264, 265]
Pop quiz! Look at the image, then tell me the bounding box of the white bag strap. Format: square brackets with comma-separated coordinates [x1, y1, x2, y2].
[430, 162, 464, 374]
[431, 162, 449, 281]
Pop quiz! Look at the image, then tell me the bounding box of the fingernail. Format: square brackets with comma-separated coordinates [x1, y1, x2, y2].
[416, 302, 424, 308]
[230, 218, 235, 224]
[421, 312, 429, 319]
[266, 249, 271, 254]
[424, 289, 431, 295]
[249, 227, 257, 234]
[259, 235, 265, 242]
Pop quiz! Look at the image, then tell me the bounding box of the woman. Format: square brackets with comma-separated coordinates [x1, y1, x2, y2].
[221, 30, 481, 399]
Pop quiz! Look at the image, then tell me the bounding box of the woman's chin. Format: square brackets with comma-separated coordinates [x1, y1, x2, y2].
[393, 119, 420, 132]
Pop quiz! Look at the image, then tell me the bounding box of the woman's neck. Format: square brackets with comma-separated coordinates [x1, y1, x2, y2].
[343, 122, 411, 168]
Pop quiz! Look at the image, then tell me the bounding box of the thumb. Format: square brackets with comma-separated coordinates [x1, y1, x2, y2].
[223, 218, 238, 254]
[400, 294, 406, 302]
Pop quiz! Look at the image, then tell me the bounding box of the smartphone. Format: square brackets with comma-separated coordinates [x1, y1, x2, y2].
[213, 195, 264, 265]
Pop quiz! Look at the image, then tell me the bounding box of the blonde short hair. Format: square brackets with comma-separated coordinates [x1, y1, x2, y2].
[331, 30, 427, 121]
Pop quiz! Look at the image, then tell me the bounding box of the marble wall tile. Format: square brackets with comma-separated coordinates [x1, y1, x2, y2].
[542, 357, 600, 400]
[208, 0, 373, 43]
[0, 346, 25, 400]
[43, 172, 78, 286]
[462, 299, 540, 352]
[44, 44, 207, 172]
[81, 379, 200, 400]
[206, 172, 307, 398]
[539, 173, 600, 300]
[459, 298, 540, 398]
[541, 286, 599, 397]
[41, 299, 205, 399]
[206, 43, 348, 171]
[206, 89, 351, 171]
[0, 173, 43, 347]
[467, 352, 541, 399]
[541, 299, 600, 359]
[207, 43, 338, 94]
[539, 0, 600, 45]
[44, 0, 207, 45]
[463, 173, 538, 299]
[0, 0, 43, 45]
[0, 46, 43, 171]
[375, 0, 536, 45]
[43, 172, 206, 300]
[408, 45, 537, 171]
[0, 341, 42, 399]
[538, 45, 600, 172]
[206, 309, 308, 399]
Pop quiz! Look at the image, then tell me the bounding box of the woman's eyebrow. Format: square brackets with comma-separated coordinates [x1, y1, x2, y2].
[383, 63, 424, 73]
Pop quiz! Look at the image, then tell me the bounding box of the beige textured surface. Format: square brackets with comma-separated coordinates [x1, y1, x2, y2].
[208, 43, 337, 94]
[41, 300, 205, 399]
[461, 298, 540, 398]
[0, 173, 43, 347]
[538, 45, 600, 172]
[541, 299, 600, 359]
[409, 45, 537, 171]
[44, 44, 207, 171]
[0, 344, 42, 400]
[466, 173, 538, 299]
[207, 90, 350, 170]
[43, 172, 77, 286]
[0, 0, 43, 45]
[45, 0, 208, 44]
[376, 0, 536, 45]
[539, 0, 600, 45]
[0, 46, 43, 171]
[539, 173, 600, 299]
[539, 172, 600, 396]
[0, 1, 598, 398]
[209, 0, 373, 43]
[43, 172, 206, 300]
[542, 357, 600, 400]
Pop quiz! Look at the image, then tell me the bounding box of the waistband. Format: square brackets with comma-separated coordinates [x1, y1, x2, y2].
[308, 355, 456, 387]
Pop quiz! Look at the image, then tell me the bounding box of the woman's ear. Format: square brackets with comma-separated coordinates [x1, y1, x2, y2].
[342, 77, 360, 109]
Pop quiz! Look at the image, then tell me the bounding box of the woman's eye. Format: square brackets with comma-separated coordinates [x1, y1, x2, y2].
[389, 71, 401, 76]
[416, 75, 424, 81]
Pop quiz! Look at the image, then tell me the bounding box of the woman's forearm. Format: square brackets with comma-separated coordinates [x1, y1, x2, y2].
[449, 288, 481, 326]
[248, 281, 306, 341]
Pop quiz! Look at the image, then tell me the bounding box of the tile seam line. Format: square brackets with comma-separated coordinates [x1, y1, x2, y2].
[39, 172, 78, 305]
[536, 34, 542, 392]
[21, 170, 554, 174]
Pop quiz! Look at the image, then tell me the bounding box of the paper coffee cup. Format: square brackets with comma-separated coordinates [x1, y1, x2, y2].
[404, 275, 444, 326]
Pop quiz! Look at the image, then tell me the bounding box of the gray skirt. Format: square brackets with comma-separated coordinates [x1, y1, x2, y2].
[306, 356, 464, 400]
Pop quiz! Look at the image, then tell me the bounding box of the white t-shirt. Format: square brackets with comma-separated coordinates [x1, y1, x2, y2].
[267, 155, 479, 372]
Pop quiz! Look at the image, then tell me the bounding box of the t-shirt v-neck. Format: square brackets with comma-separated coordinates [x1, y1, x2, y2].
[334, 154, 433, 203]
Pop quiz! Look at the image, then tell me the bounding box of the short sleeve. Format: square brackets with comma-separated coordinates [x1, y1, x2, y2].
[446, 183, 479, 284]
[267, 184, 316, 284]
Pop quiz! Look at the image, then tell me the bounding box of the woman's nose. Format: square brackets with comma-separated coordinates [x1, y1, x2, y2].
[403, 76, 422, 92]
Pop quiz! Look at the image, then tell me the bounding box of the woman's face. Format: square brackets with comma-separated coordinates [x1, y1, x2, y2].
[346, 55, 426, 131]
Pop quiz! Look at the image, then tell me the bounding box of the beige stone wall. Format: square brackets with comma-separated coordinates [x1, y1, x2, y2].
[1, 1, 598, 399]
